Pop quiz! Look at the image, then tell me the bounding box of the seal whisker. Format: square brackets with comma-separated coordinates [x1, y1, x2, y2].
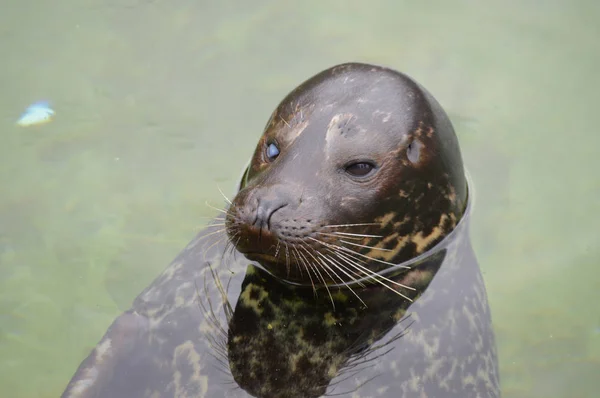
[329, 347, 386, 393]
[226, 235, 242, 265]
[294, 246, 318, 295]
[309, 237, 410, 270]
[232, 235, 241, 255]
[192, 218, 226, 231]
[220, 228, 239, 269]
[202, 331, 230, 373]
[201, 235, 228, 262]
[284, 243, 291, 277]
[196, 278, 224, 338]
[197, 228, 227, 240]
[303, 247, 343, 282]
[312, 251, 367, 307]
[290, 246, 305, 279]
[315, 250, 366, 287]
[191, 229, 227, 254]
[193, 216, 227, 226]
[311, 264, 336, 309]
[207, 263, 233, 318]
[298, 246, 317, 297]
[330, 241, 411, 270]
[339, 239, 393, 252]
[194, 271, 235, 380]
[321, 222, 380, 228]
[328, 246, 414, 291]
[221, 232, 240, 267]
[305, 240, 367, 283]
[300, 241, 368, 306]
[295, 246, 335, 308]
[204, 200, 230, 215]
[328, 249, 415, 301]
[216, 185, 233, 205]
[328, 373, 382, 397]
[339, 320, 413, 381]
[314, 236, 376, 276]
[289, 246, 302, 279]
[219, 234, 237, 267]
[294, 247, 329, 295]
[310, 239, 415, 300]
[225, 383, 243, 394]
[205, 345, 232, 378]
[320, 231, 383, 238]
[294, 245, 313, 274]
[316, 232, 365, 241]
[274, 241, 281, 259]
[326, 248, 380, 284]
[204, 223, 227, 227]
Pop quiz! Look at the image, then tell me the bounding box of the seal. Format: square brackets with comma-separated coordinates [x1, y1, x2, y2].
[61, 63, 500, 398]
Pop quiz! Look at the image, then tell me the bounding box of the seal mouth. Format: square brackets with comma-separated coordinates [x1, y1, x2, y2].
[244, 252, 279, 264]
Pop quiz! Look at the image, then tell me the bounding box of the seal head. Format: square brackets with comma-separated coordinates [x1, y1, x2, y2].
[226, 62, 467, 286]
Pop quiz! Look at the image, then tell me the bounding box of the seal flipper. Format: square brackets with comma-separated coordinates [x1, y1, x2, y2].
[61, 310, 149, 398]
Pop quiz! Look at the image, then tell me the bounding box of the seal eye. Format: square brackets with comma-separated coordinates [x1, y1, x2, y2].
[265, 142, 280, 161]
[345, 162, 375, 177]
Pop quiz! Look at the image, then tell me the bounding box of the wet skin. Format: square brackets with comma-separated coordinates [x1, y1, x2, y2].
[61, 63, 500, 398]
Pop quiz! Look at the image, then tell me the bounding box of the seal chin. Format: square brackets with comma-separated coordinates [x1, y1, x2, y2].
[242, 250, 311, 284]
[235, 224, 279, 254]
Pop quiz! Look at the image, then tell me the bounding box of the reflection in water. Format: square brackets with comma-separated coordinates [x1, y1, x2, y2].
[221, 259, 435, 397]
[61, 192, 499, 397]
[1, 1, 599, 397]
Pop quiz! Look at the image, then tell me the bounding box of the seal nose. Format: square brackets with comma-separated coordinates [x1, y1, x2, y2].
[252, 197, 288, 231]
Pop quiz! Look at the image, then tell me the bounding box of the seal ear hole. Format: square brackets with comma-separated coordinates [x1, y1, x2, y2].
[407, 140, 422, 164]
[345, 161, 376, 178]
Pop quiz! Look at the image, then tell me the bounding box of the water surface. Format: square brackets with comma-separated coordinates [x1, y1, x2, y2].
[1, 0, 598, 396]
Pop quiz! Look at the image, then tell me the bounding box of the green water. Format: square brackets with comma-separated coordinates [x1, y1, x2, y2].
[1, 0, 598, 397]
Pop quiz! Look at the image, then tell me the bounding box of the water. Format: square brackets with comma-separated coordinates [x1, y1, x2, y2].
[0, 0, 598, 396]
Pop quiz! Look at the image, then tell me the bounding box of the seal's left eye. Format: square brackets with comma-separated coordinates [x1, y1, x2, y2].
[265, 142, 280, 161]
[345, 162, 375, 177]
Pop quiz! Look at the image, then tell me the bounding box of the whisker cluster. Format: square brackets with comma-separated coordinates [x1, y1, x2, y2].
[205, 186, 416, 311]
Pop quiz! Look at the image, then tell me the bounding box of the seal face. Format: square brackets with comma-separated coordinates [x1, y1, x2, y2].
[226, 62, 467, 288]
[61, 63, 500, 398]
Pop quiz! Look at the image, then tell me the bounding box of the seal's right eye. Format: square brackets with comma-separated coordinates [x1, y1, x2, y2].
[265, 142, 280, 162]
[345, 162, 376, 177]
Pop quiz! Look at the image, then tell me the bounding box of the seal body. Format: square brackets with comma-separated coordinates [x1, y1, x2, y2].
[61, 63, 500, 398]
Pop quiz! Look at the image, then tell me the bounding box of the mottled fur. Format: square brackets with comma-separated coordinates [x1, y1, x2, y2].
[62, 63, 499, 398]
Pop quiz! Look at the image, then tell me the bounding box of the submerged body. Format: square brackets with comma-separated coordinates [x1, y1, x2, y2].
[62, 63, 500, 397]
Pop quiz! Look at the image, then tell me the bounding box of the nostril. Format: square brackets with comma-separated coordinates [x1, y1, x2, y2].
[252, 199, 288, 231]
[267, 204, 287, 229]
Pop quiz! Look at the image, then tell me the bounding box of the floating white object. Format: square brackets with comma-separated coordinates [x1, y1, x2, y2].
[16, 101, 55, 127]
